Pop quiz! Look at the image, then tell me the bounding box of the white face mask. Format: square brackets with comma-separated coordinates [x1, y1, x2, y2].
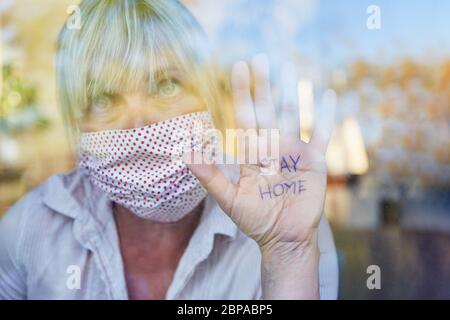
[78, 112, 214, 222]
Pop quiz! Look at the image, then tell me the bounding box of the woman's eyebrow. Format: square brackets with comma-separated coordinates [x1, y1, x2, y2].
[151, 66, 187, 79]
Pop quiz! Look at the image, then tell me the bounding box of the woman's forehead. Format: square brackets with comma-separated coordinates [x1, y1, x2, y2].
[86, 47, 194, 98]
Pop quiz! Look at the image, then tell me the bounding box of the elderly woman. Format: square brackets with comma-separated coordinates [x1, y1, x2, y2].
[0, 0, 338, 300]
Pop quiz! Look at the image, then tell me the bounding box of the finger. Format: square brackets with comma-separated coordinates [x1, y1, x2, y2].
[279, 61, 300, 138]
[231, 61, 257, 130]
[236, 128, 259, 165]
[183, 152, 237, 214]
[311, 89, 337, 154]
[251, 53, 277, 130]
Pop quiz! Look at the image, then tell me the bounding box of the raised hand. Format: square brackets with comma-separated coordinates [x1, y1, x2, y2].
[186, 54, 336, 299]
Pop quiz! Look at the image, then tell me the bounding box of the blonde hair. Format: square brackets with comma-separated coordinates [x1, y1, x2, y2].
[56, 0, 223, 148]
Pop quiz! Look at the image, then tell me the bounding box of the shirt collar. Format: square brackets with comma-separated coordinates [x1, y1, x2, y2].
[41, 168, 238, 239]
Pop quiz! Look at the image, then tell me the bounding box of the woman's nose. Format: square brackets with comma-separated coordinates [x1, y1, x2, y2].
[126, 109, 149, 128]
[122, 94, 156, 129]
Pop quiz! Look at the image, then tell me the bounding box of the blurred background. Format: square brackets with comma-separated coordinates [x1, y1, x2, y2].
[0, 0, 449, 299]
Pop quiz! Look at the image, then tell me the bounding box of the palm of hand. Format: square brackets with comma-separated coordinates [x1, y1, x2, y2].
[188, 54, 336, 252]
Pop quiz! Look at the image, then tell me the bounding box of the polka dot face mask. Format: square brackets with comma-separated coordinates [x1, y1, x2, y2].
[78, 112, 214, 222]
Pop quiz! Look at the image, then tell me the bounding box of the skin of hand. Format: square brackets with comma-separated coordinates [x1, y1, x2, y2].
[185, 53, 337, 299]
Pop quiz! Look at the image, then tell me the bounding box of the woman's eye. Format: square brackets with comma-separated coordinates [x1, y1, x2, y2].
[156, 78, 182, 99]
[91, 94, 113, 113]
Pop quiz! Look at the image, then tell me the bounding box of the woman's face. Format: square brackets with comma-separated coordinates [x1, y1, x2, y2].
[80, 65, 206, 132]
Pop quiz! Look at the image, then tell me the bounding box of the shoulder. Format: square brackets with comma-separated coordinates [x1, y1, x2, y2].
[1, 169, 83, 226]
[0, 169, 88, 267]
[0, 177, 53, 253]
[0, 170, 87, 298]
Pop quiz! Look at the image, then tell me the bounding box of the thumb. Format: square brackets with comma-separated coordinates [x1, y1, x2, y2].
[183, 151, 236, 214]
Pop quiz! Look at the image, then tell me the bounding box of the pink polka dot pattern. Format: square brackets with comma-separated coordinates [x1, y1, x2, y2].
[78, 112, 214, 222]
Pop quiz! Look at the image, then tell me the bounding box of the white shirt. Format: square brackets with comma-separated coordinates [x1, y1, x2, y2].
[0, 167, 338, 299]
